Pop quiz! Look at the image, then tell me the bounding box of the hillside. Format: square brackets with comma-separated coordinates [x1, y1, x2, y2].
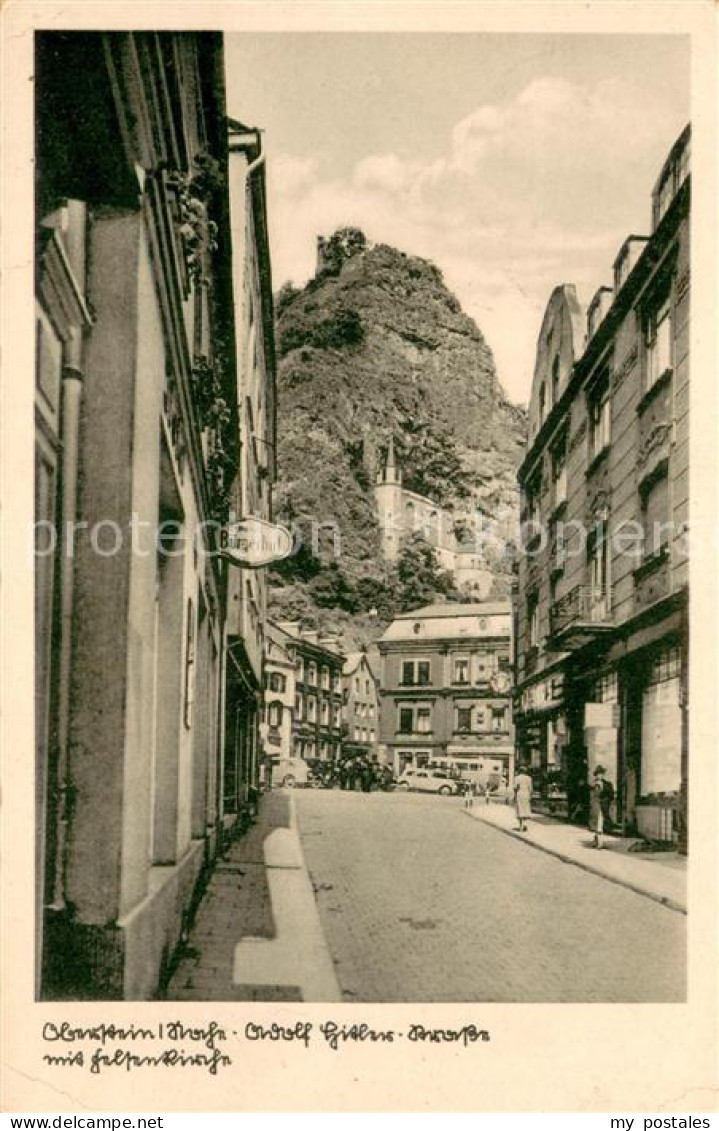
[269, 228, 527, 650]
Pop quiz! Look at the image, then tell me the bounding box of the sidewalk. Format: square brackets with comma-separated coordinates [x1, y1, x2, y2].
[462, 799, 687, 913]
[164, 790, 341, 1002]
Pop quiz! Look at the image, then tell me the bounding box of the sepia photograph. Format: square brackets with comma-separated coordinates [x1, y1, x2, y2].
[33, 28, 692, 1005]
[4, 0, 718, 1116]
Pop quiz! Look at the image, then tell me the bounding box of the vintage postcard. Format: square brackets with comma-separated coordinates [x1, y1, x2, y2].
[1, 0, 717, 1115]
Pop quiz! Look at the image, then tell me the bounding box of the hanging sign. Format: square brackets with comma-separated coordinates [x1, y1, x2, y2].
[219, 516, 294, 568]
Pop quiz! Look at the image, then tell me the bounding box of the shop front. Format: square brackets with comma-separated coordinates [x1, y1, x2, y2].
[514, 669, 569, 817]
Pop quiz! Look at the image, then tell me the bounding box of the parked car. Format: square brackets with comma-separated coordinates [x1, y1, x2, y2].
[273, 757, 310, 788]
[396, 768, 460, 795]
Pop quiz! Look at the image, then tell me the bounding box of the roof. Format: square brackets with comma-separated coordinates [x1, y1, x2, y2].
[394, 602, 511, 620]
[342, 652, 378, 682]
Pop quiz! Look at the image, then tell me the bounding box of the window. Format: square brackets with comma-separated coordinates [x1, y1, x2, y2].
[491, 707, 506, 732]
[321, 700, 330, 725]
[321, 666, 330, 689]
[308, 662, 317, 686]
[297, 658, 305, 683]
[456, 707, 472, 734]
[295, 694, 304, 720]
[401, 659, 431, 686]
[268, 672, 286, 693]
[365, 680, 371, 695]
[307, 697, 317, 723]
[397, 704, 432, 735]
[268, 701, 282, 727]
[332, 672, 341, 692]
[645, 294, 672, 392]
[551, 356, 560, 407]
[528, 593, 539, 649]
[551, 429, 568, 509]
[587, 521, 611, 620]
[642, 471, 670, 556]
[453, 657, 470, 685]
[588, 377, 611, 461]
[332, 704, 341, 728]
[539, 382, 546, 424]
[355, 677, 360, 693]
[399, 708, 413, 735]
[416, 708, 431, 734]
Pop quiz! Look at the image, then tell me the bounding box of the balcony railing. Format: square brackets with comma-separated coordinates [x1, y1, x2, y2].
[549, 584, 613, 645]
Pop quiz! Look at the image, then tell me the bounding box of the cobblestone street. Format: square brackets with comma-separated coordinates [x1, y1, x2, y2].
[295, 790, 686, 1003]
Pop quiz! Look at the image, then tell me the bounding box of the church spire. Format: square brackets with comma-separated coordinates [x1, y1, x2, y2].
[382, 435, 401, 485]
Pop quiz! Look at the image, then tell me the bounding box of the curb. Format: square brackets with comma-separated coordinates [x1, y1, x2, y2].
[462, 809, 687, 916]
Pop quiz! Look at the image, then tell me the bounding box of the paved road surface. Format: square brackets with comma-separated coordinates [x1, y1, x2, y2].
[295, 789, 685, 1003]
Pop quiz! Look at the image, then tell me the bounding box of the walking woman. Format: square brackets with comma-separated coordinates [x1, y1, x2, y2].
[589, 764, 613, 849]
[513, 765, 533, 832]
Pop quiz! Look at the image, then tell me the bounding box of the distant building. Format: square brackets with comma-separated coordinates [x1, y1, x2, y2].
[274, 623, 345, 764]
[513, 126, 690, 848]
[342, 652, 381, 762]
[262, 623, 297, 769]
[374, 438, 494, 595]
[377, 603, 514, 782]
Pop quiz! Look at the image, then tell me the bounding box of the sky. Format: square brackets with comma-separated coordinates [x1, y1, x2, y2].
[226, 34, 689, 405]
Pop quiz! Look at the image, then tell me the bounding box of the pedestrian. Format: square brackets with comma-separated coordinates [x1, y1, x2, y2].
[588, 764, 614, 849]
[513, 765, 533, 832]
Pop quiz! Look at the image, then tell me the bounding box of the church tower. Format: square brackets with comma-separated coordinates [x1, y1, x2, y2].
[374, 436, 404, 561]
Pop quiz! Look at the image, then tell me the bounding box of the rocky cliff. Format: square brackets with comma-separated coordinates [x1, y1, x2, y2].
[269, 229, 527, 650]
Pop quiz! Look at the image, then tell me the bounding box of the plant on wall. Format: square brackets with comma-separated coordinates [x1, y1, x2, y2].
[167, 153, 224, 284]
[191, 354, 237, 524]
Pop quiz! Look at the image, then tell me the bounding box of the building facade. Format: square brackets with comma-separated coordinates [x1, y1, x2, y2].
[377, 603, 514, 782]
[261, 622, 296, 770]
[34, 33, 275, 999]
[342, 652, 381, 762]
[513, 127, 690, 847]
[275, 623, 345, 765]
[374, 438, 494, 596]
[222, 118, 277, 822]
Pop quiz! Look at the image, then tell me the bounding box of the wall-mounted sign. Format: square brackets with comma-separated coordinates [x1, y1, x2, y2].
[219, 517, 294, 568]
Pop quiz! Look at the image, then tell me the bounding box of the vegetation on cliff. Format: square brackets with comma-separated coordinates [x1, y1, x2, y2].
[269, 228, 527, 650]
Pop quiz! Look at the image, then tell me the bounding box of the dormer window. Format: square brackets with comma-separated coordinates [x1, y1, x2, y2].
[652, 127, 690, 229]
[538, 382, 546, 424]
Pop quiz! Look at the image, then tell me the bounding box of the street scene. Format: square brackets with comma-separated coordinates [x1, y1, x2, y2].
[33, 31, 689, 1004]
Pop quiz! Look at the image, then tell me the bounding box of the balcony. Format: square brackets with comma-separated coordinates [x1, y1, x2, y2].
[549, 584, 614, 649]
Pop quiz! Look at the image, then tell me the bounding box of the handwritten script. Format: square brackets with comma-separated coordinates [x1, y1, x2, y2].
[42, 1020, 490, 1075]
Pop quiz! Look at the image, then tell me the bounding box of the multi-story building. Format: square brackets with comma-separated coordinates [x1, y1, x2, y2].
[222, 117, 277, 820]
[34, 32, 275, 999]
[275, 622, 345, 764]
[261, 622, 296, 769]
[377, 603, 514, 781]
[514, 126, 690, 848]
[342, 652, 381, 762]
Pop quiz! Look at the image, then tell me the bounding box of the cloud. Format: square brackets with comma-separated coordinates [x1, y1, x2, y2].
[264, 76, 688, 404]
